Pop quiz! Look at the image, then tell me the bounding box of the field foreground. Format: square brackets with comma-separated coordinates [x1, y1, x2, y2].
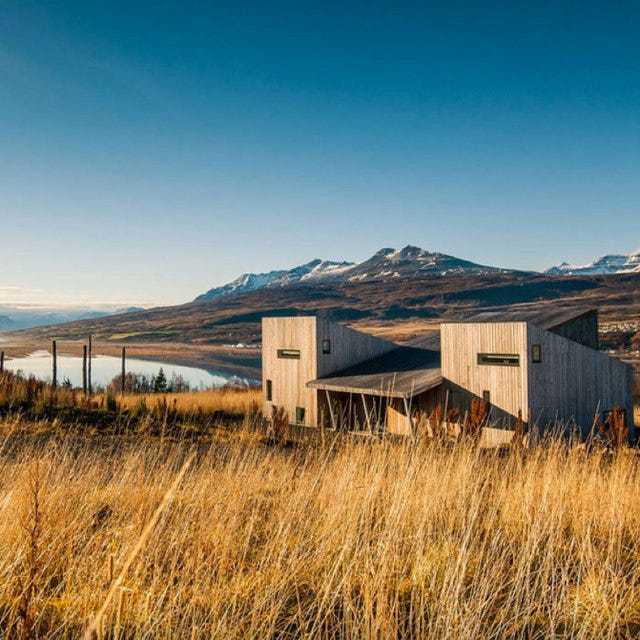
[2, 429, 640, 639]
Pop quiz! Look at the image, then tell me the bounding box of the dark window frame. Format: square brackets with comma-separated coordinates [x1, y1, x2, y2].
[295, 406, 306, 424]
[277, 348, 301, 359]
[482, 390, 491, 404]
[322, 339, 331, 355]
[477, 353, 520, 367]
[532, 344, 541, 363]
[265, 379, 272, 401]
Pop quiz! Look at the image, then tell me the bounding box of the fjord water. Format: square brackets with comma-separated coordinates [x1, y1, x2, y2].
[3, 350, 253, 389]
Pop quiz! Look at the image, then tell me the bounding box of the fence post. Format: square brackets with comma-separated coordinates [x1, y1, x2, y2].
[121, 347, 126, 397]
[52, 340, 57, 389]
[82, 345, 87, 396]
[88, 334, 92, 396]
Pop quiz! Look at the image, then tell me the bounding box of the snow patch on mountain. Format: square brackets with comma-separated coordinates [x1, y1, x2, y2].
[194, 245, 511, 302]
[545, 250, 640, 275]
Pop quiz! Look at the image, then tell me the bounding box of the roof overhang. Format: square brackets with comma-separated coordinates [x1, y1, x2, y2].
[307, 374, 443, 399]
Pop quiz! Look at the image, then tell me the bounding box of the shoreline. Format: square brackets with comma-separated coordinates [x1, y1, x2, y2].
[0, 337, 262, 380]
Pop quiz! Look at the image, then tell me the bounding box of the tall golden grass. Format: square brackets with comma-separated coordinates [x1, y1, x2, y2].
[2, 428, 640, 638]
[113, 386, 261, 418]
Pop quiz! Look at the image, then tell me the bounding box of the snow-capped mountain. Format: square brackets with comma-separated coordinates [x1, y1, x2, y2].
[195, 246, 511, 302]
[194, 259, 355, 301]
[545, 250, 640, 276]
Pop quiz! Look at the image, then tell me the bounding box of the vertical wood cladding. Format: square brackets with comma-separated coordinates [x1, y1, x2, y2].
[315, 318, 396, 378]
[262, 316, 319, 427]
[548, 310, 599, 350]
[527, 323, 634, 438]
[263, 316, 396, 427]
[441, 322, 529, 424]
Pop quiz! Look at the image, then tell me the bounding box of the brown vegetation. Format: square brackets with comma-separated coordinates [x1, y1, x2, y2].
[0, 370, 260, 435]
[2, 430, 640, 637]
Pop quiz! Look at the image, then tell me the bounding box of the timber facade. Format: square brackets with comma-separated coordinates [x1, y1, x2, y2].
[262, 309, 634, 442]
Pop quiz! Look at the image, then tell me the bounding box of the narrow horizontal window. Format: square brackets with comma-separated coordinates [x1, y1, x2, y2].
[477, 353, 520, 367]
[277, 349, 300, 359]
[265, 379, 272, 401]
[322, 339, 331, 355]
[532, 344, 541, 363]
[295, 406, 306, 424]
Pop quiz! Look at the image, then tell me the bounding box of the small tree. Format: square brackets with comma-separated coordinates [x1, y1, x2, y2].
[153, 368, 167, 393]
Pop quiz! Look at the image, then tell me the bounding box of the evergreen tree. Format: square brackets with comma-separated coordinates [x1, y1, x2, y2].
[153, 367, 167, 393]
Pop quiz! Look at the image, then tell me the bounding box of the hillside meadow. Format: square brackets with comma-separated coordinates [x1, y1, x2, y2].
[0, 387, 639, 638]
[0, 371, 639, 638]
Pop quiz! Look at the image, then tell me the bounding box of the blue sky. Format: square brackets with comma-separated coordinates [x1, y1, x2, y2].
[1, 1, 638, 306]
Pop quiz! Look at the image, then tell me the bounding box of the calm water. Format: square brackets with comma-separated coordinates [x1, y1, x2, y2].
[3, 350, 254, 389]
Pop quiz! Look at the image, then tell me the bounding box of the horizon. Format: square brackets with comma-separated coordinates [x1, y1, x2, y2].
[1, 1, 639, 307]
[1, 242, 639, 310]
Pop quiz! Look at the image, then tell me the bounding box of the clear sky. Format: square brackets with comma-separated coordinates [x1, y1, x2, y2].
[1, 1, 638, 306]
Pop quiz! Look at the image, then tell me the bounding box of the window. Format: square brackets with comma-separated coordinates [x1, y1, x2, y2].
[477, 353, 520, 367]
[532, 344, 541, 363]
[322, 339, 331, 355]
[265, 379, 272, 401]
[295, 406, 306, 424]
[482, 390, 491, 403]
[277, 348, 300, 359]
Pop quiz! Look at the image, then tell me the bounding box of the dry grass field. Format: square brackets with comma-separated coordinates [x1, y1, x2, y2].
[2, 427, 640, 639]
[108, 386, 262, 419]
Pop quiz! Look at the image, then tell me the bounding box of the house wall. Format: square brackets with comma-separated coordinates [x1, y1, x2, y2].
[315, 318, 396, 378]
[441, 322, 529, 426]
[527, 324, 634, 438]
[262, 316, 319, 427]
[548, 310, 599, 349]
[262, 316, 397, 427]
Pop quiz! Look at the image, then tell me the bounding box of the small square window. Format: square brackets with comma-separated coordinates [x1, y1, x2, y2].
[322, 339, 331, 354]
[295, 406, 306, 424]
[265, 379, 272, 401]
[532, 344, 541, 363]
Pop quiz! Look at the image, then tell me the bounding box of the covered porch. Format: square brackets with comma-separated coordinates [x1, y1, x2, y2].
[307, 338, 443, 436]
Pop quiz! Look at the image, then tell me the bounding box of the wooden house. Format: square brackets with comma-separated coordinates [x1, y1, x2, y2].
[262, 309, 634, 442]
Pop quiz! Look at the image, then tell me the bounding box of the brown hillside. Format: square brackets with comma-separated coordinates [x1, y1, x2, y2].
[5, 273, 640, 347]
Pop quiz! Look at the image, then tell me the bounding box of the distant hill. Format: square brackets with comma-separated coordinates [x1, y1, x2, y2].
[195, 245, 514, 302]
[0, 315, 16, 331]
[546, 250, 640, 275]
[0, 306, 147, 333]
[8, 271, 640, 348]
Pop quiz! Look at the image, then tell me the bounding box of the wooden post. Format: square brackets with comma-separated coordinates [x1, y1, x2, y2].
[0, 351, 4, 373]
[88, 334, 92, 396]
[361, 393, 372, 433]
[325, 389, 337, 430]
[403, 397, 414, 440]
[82, 345, 87, 396]
[121, 347, 126, 396]
[52, 340, 57, 389]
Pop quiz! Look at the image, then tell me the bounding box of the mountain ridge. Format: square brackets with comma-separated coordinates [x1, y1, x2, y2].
[195, 245, 514, 302]
[545, 250, 640, 276]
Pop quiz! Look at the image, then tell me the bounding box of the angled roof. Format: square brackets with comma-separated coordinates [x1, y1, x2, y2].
[454, 307, 596, 331]
[307, 331, 441, 398]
